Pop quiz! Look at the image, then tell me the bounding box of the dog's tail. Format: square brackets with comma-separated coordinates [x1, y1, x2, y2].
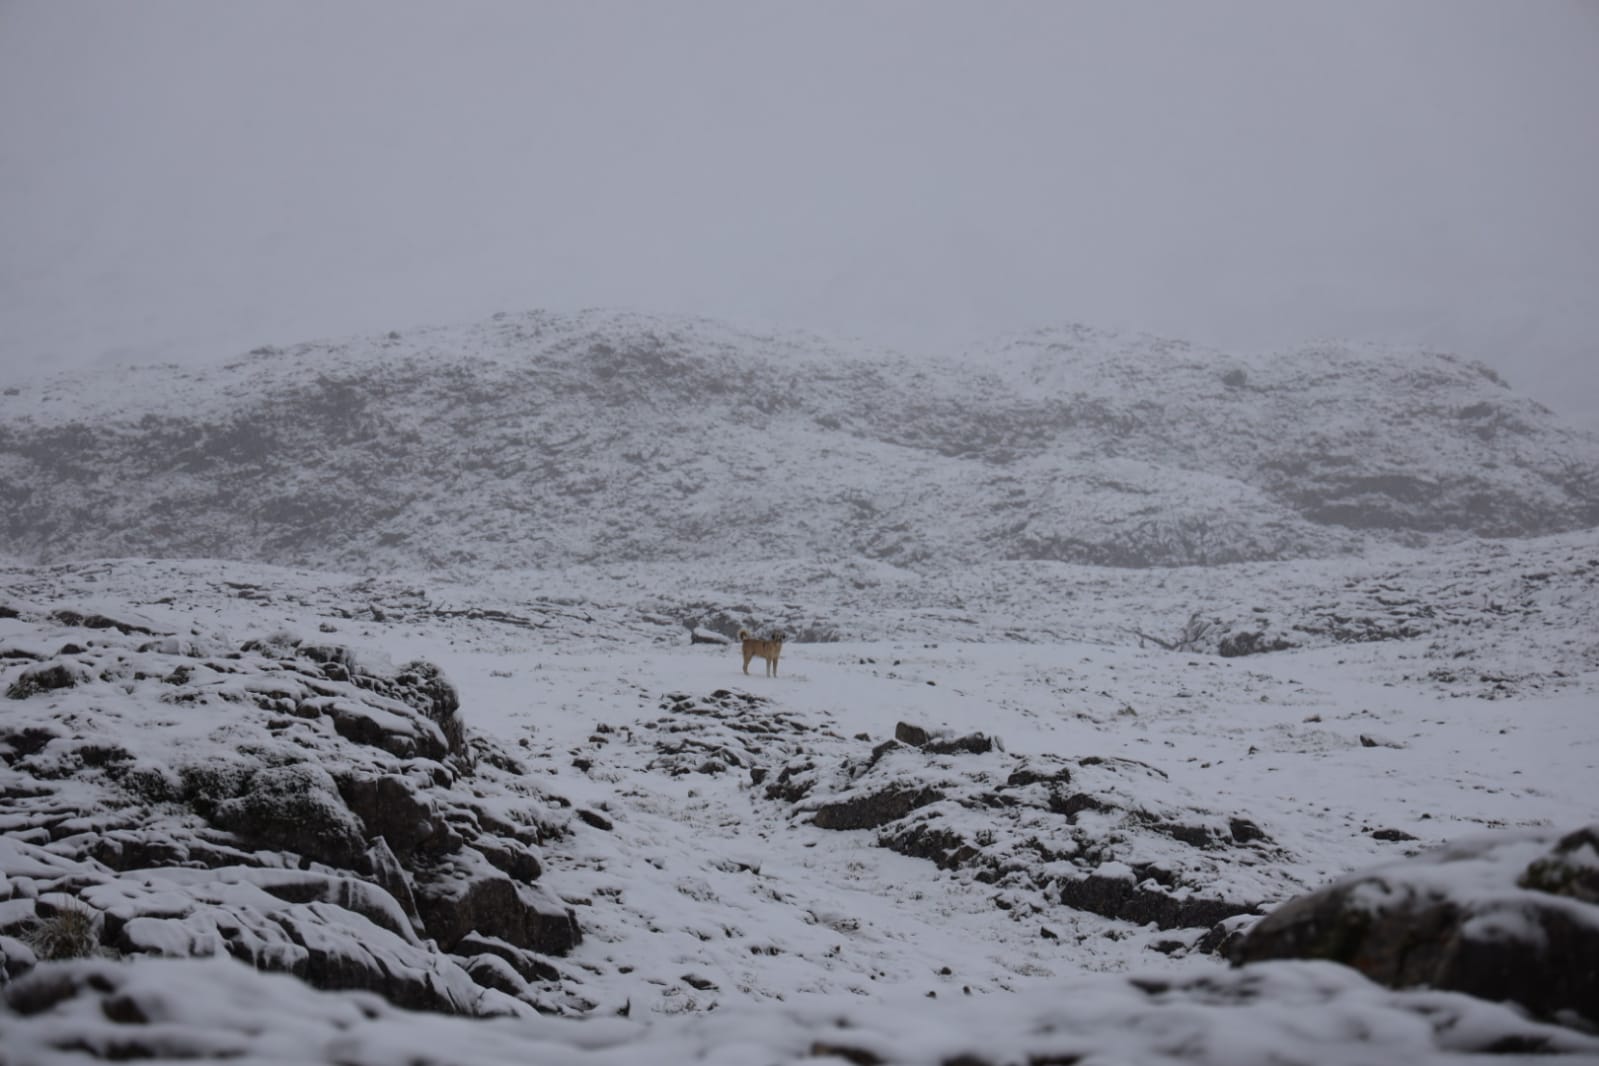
[738, 629, 750, 640]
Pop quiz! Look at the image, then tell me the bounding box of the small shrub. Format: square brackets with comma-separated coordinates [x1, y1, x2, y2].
[26, 903, 98, 960]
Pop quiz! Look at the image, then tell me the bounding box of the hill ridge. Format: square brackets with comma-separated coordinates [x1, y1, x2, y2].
[0, 309, 1594, 572]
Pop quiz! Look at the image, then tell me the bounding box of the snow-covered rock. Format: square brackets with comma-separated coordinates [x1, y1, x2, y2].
[0, 604, 583, 1016]
[1234, 824, 1599, 1029]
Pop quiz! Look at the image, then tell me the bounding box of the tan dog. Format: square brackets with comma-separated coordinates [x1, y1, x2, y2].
[739, 629, 784, 677]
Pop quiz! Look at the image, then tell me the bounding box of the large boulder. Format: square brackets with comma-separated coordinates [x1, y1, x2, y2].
[1234, 825, 1599, 1029]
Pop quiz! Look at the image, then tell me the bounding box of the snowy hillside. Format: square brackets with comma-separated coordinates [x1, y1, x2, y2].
[1, 310, 1594, 572]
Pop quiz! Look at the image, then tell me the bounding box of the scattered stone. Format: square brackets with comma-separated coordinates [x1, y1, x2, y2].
[1371, 827, 1418, 842]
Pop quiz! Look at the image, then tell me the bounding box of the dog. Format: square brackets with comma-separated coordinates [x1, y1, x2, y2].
[739, 629, 784, 677]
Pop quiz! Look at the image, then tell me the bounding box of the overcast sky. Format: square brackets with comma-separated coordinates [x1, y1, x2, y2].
[2, 1, 1596, 428]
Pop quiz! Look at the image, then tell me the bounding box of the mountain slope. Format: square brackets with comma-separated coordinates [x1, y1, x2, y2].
[0, 310, 1593, 571]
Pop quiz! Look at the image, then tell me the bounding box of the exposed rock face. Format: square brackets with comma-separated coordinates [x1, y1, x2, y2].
[1233, 826, 1599, 1029]
[1, 310, 1594, 572]
[0, 605, 583, 1016]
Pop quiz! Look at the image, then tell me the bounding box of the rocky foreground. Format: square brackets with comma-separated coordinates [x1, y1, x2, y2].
[0, 603, 586, 1017]
[2, 589, 1597, 1062]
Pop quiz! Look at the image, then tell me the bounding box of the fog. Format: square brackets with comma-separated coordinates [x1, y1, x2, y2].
[2, 1, 1596, 428]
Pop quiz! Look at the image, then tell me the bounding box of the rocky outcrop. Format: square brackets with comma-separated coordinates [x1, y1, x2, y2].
[1233, 825, 1599, 1029]
[0, 606, 583, 1016]
[736, 714, 1292, 937]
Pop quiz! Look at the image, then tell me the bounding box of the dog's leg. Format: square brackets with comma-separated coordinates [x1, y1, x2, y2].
[742, 649, 752, 675]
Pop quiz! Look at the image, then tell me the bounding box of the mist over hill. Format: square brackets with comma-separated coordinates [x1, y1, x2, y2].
[1, 309, 1594, 572]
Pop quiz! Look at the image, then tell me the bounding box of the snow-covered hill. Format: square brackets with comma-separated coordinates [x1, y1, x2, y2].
[1, 310, 1594, 571]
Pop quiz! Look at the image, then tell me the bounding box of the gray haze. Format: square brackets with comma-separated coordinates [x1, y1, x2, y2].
[2, 1, 1597, 428]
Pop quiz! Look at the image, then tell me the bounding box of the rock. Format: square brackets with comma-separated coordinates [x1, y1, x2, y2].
[1519, 825, 1599, 905]
[0, 934, 37, 981]
[1234, 827, 1599, 1028]
[455, 932, 561, 983]
[208, 763, 369, 869]
[0, 630, 581, 1017]
[464, 953, 527, 996]
[412, 850, 580, 956]
[5, 664, 83, 699]
[810, 786, 944, 831]
[1057, 871, 1254, 932]
[924, 733, 995, 756]
[1218, 630, 1296, 657]
[894, 722, 931, 747]
[1371, 827, 1418, 842]
[891, 721, 995, 755]
[337, 773, 454, 861]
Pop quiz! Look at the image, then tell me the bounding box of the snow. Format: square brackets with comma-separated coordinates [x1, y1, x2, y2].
[2, 533, 1598, 1060]
[4, 955, 1598, 1064]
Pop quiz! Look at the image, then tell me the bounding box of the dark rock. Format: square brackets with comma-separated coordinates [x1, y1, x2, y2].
[1229, 818, 1268, 844]
[464, 953, 527, 996]
[1218, 630, 1296, 657]
[473, 837, 544, 883]
[1005, 765, 1070, 788]
[1058, 871, 1255, 931]
[6, 664, 83, 699]
[764, 761, 817, 803]
[894, 722, 931, 747]
[924, 732, 995, 756]
[576, 808, 613, 831]
[1372, 827, 1418, 842]
[811, 786, 944, 831]
[364, 837, 423, 932]
[209, 762, 368, 868]
[1149, 822, 1216, 848]
[1519, 825, 1599, 904]
[322, 701, 446, 761]
[1, 724, 61, 759]
[880, 821, 979, 870]
[1048, 791, 1112, 819]
[412, 851, 580, 955]
[1197, 914, 1259, 958]
[455, 932, 562, 983]
[49, 609, 160, 636]
[338, 773, 454, 861]
[1234, 828, 1599, 1028]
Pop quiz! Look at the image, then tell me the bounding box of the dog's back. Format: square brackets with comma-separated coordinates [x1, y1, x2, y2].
[738, 629, 784, 677]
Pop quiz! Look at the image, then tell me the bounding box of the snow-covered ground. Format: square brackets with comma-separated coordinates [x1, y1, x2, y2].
[3, 530, 1596, 1061]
